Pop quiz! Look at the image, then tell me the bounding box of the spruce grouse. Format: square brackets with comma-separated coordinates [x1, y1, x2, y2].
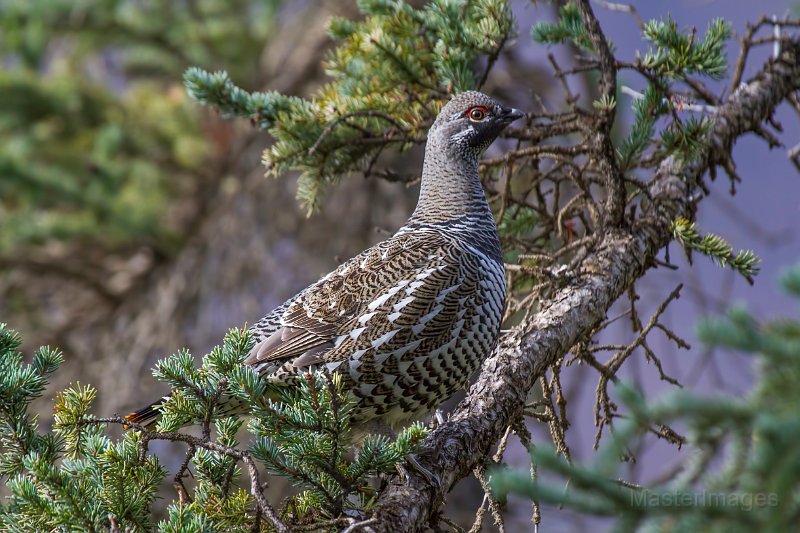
[127, 91, 524, 431]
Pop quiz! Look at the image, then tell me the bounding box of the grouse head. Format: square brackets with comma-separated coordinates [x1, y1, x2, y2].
[429, 91, 524, 158]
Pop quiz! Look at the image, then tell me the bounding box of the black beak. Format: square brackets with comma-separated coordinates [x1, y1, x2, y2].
[498, 106, 525, 123]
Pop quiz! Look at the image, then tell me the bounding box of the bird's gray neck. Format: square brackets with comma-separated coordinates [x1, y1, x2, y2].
[410, 142, 489, 223]
[406, 142, 502, 262]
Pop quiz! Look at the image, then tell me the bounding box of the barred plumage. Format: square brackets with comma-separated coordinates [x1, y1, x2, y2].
[127, 91, 523, 430]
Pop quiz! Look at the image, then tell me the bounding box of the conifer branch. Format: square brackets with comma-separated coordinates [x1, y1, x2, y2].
[670, 216, 761, 283]
[85, 415, 289, 533]
[184, 0, 515, 212]
[531, 2, 594, 51]
[1, 322, 426, 531]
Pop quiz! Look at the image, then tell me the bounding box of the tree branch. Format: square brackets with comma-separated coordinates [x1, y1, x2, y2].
[575, 0, 626, 227]
[371, 39, 800, 533]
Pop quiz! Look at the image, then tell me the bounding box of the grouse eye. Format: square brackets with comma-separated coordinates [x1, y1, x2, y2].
[466, 106, 488, 121]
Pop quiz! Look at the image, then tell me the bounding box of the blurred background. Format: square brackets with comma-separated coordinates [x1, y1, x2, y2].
[0, 0, 797, 530]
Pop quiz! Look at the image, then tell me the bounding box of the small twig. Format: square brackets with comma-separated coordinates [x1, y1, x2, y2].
[174, 445, 196, 504]
[478, 33, 508, 89]
[539, 365, 572, 462]
[242, 454, 287, 532]
[789, 141, 800, 172]
[585, 284, 687, 448]
[471, 463, 506, 533]
[621, 85, 718, 114]
[308, 110, 413, 156]
[342, 517, 379, 533]
[439, 515, 467, 533]
[590, 0, 644, 30]
[547, 53, 579, 108]
[292, 518, 358, 532]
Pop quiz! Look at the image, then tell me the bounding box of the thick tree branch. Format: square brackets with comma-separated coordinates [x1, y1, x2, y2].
[372, 40, 800, 533]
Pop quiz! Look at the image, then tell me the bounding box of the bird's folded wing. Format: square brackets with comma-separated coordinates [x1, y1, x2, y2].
[244, 230, 471, 369]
